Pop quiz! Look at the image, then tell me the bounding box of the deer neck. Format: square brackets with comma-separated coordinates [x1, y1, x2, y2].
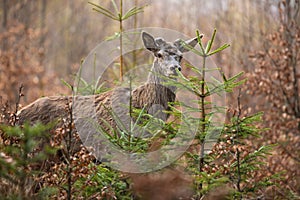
[147, 59, 177, 93]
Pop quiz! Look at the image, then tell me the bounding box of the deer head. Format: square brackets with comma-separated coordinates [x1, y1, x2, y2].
[142, 31, 198, 84]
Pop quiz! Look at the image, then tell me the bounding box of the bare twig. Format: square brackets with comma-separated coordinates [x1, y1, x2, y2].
[119, 0, 124, 81]
[236, 88, 242, 193]
[198, 47, 207, 194]
[66, 87, 74, 200]
[12, 84, 24, 126]
[263, 42, 295, 115]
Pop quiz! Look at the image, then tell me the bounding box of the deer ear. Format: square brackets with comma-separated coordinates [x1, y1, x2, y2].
[174, 36, 200, 53]
[142, 32, 159, 52]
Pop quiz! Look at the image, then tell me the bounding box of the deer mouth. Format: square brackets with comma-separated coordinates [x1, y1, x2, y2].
[167, 72, 179, 80]
[169, 68, 181, 77]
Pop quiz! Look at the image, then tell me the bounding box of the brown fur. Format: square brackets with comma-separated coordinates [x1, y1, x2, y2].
[17, 83, 175, 128]
[16, 83, 175, 159]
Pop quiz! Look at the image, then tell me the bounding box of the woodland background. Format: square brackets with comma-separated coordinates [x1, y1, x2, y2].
[0, 0, 299, 199]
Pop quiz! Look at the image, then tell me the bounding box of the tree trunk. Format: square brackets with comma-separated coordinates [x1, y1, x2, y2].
[2, 0, 8, 50]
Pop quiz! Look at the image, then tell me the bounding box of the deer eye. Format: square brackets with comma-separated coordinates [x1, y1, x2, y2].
[156, 52, 163, 58]
[176, 55, 183, 62]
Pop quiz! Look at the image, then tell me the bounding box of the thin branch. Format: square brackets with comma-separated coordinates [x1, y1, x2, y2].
[263, 42, 295, 115]
[119, 0, 124, 81]
[66, 89, 74, 200]
[280, 143, 300, 162]
[236, 88, 242, 193]
[12, 84, 24, 126]
[198, 47, 207, 195]
[291, 47, 300, 118]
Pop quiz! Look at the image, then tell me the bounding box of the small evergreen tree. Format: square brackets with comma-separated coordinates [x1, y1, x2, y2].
[0, 122, 57, 199]
[172, 29, 278, 199]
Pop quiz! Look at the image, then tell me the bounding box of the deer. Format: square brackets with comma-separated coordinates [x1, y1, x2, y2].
[16, 31, 198, 156]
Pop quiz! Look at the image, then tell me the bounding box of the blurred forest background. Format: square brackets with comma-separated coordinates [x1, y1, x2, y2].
[0, 0, 288, 103]
[0, 0, 299, 198]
